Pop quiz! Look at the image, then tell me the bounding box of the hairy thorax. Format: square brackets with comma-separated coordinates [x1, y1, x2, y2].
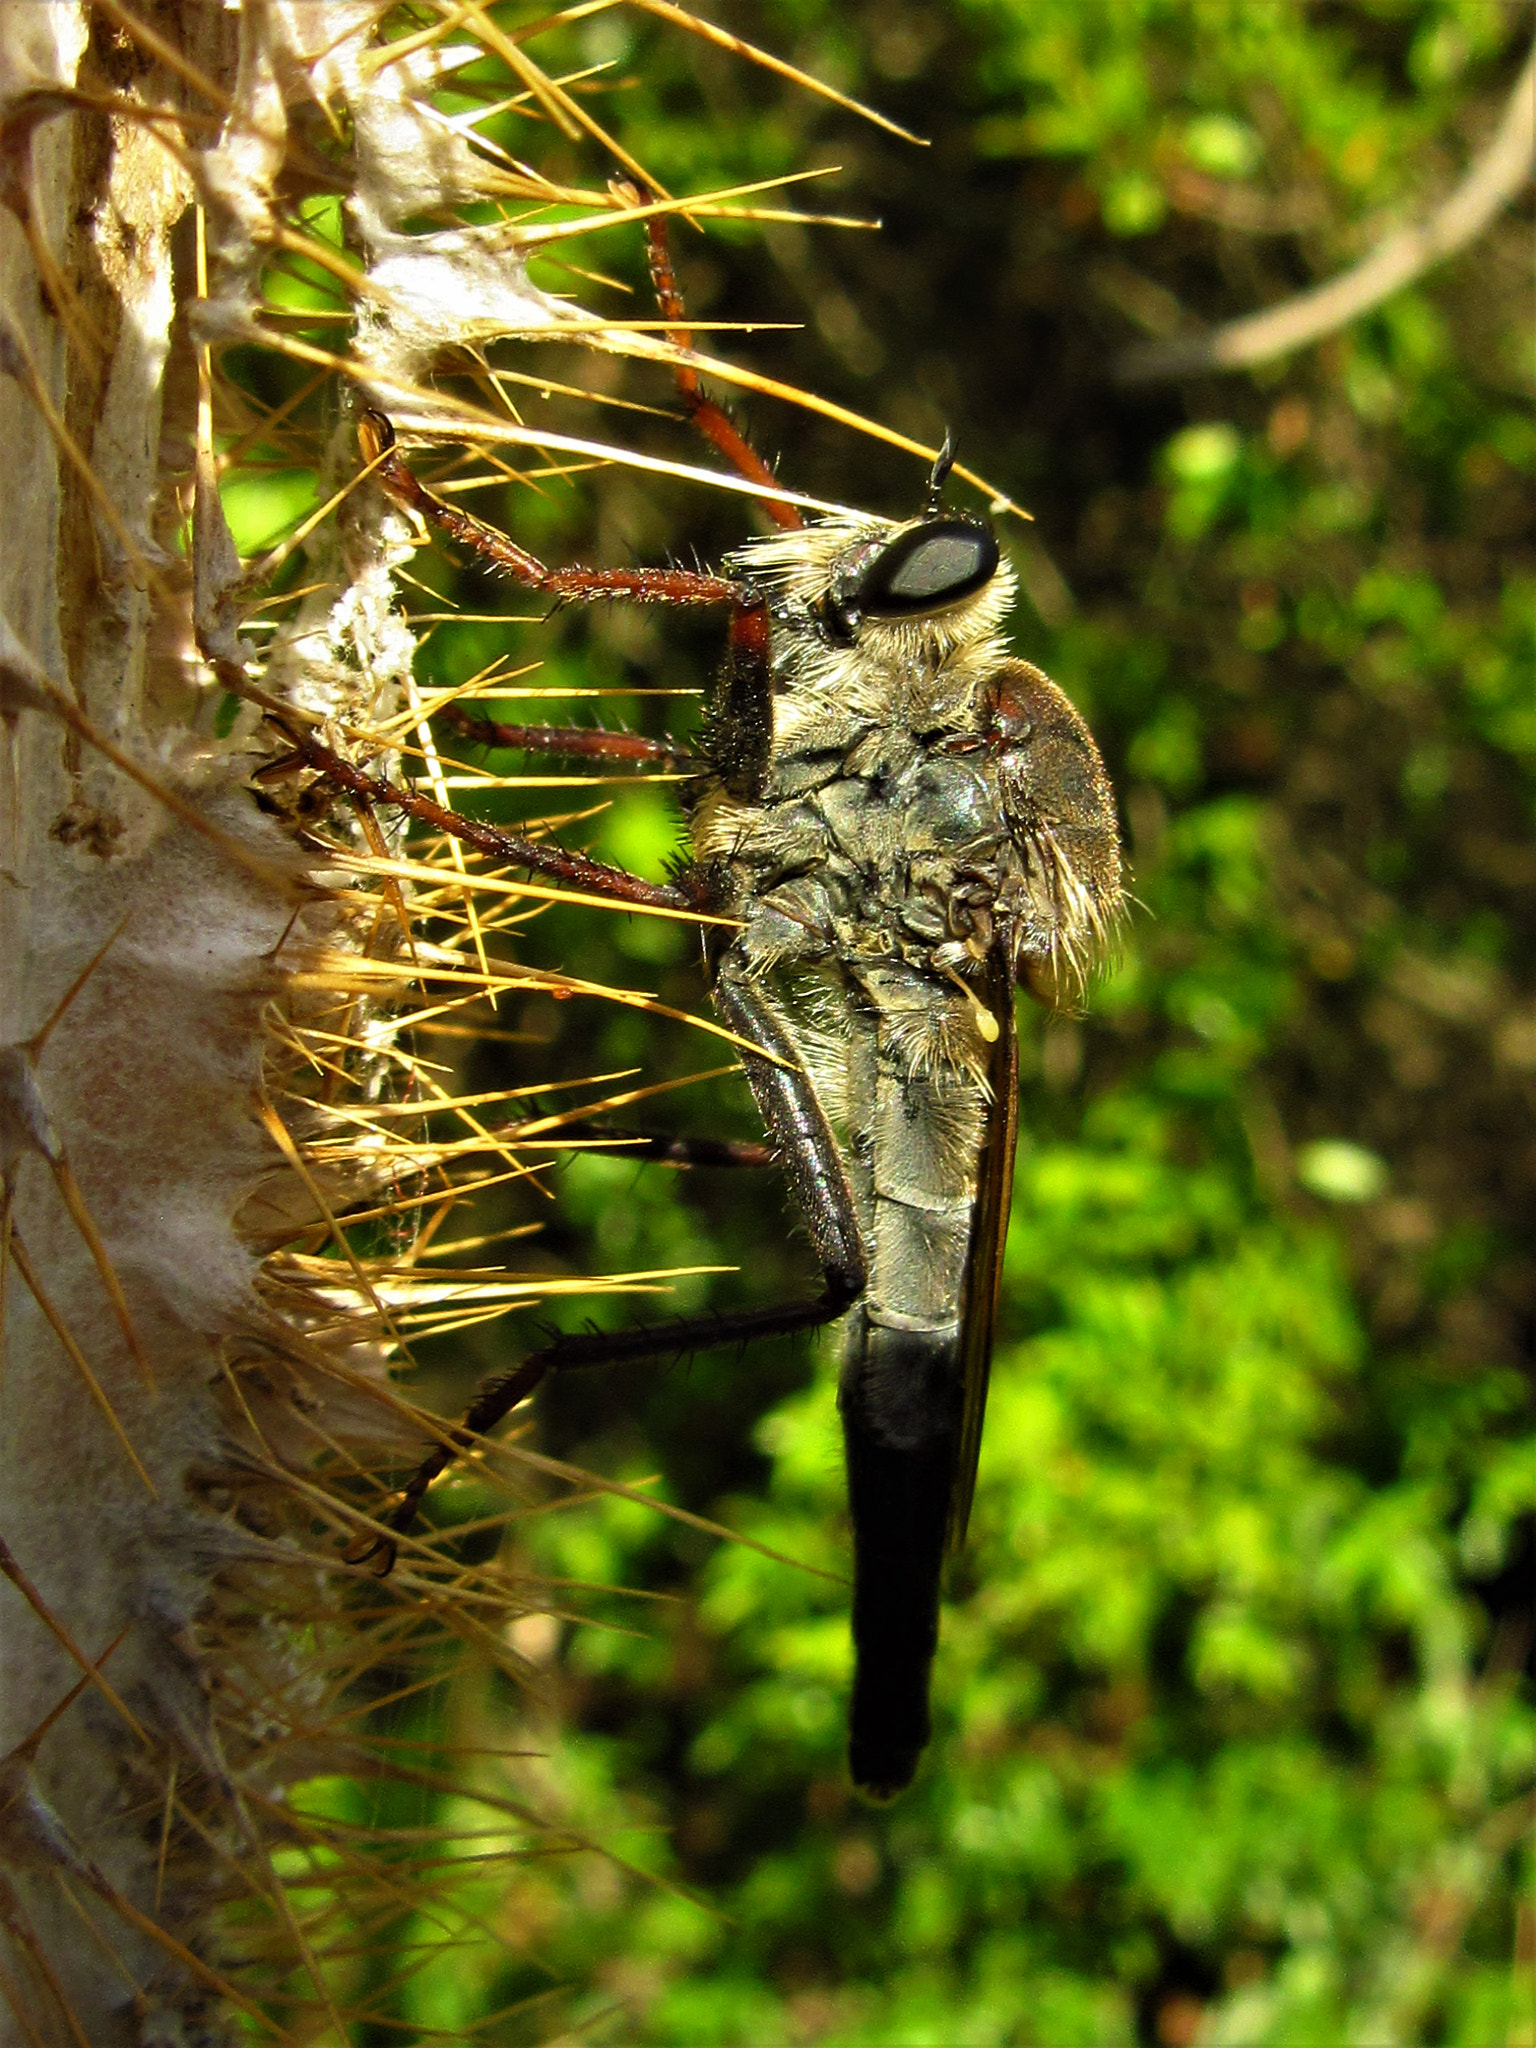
[686, 513, 1121, 1095]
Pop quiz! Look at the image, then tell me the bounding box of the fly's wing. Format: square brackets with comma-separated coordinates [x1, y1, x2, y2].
[945, 954, 1020, 1556]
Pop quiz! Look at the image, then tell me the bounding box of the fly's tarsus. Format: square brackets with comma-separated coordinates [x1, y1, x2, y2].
[278, 722, 698, 914]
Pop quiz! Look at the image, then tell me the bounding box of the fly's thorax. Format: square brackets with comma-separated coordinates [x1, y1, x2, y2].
[692, 516, 1123, 1008]
[693, 737, 1029, 999]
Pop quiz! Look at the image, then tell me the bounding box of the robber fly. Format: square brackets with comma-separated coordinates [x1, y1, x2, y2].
[312, 208, 1122, 1797]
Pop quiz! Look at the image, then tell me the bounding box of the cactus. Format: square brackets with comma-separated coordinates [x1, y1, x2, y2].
[0, 6, 910, 2036]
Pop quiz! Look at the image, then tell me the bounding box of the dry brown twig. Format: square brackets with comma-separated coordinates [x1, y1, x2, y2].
[1115, 34, 1536, 383]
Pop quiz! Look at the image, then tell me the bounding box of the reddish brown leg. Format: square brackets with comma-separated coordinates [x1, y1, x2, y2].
[359, 413, 744, 607]
[439, 705, 698, 768]
[545, 1124, 774, 1170]
[277, 725, 701, 914]
[359, 969, 867, 1574]
[616, 180, 803, 533]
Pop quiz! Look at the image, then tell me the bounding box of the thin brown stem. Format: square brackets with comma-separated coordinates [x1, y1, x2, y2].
[1115, 35, 1536, 383]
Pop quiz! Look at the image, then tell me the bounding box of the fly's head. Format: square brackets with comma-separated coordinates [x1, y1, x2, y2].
[729, 455, 1015, 689]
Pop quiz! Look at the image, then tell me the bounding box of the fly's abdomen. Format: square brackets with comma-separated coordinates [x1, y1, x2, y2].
[842, 1323, 959, 1799]
[839, 986, 987, 1796]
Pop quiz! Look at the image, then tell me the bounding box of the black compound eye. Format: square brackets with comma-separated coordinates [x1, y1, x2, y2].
[850, 519, 999, 617]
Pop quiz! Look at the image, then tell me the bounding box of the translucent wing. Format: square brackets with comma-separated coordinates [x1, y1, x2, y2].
[945, 954, 1019, 1556]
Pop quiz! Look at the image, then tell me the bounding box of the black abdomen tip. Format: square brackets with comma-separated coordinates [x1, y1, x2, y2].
[850, 1738, 922, 1802]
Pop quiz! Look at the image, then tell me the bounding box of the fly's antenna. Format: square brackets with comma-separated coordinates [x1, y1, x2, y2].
[926, 432, 957, 512]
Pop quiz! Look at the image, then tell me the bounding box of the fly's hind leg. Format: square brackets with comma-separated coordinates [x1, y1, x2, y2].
[362, 968, 864, 1572]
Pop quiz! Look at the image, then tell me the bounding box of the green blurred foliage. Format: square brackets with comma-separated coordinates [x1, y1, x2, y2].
[352, 3, 1536, 2042]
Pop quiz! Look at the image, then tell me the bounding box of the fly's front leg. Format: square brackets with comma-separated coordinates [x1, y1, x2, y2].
[359, 412, 742, 608]
[363, 964, 865, 1571]
[614, 180, 803, 534]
